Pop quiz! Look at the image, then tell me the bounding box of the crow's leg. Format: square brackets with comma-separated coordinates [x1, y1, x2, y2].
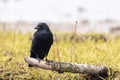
[45, 55, 54, 65]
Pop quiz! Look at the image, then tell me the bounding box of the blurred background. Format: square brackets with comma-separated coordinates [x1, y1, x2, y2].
[0, 1, 120, 79]
[0, 0, 120, 33]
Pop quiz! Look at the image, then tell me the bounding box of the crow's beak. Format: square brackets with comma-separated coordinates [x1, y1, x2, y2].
[34, 26, 39, 29]
[34, 27, 37, 29]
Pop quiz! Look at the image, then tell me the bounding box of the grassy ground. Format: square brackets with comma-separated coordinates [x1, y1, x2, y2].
[0, 31, 120, 80]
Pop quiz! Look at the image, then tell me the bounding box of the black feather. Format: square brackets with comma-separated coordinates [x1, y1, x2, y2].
[30, 22, 53, 62]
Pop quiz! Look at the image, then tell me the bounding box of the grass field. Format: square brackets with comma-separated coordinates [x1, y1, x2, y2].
[0, 31, 120, 80]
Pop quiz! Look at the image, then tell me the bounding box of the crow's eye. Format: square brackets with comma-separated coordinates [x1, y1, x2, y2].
[39, 26, 44, 29]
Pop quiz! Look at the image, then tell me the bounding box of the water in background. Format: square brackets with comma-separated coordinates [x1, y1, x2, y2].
[0, 0, 120, 33]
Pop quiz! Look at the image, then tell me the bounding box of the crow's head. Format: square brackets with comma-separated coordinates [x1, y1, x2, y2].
[34, 22, 50, 31]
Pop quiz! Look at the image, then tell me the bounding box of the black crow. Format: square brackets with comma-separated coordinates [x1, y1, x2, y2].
[29, 23, 53, 67]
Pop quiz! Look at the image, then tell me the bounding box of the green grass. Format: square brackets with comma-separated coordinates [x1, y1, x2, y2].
[0, 31, 120, 80]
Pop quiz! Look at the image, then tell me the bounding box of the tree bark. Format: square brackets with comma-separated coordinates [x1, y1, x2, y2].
[24, 57, 108, 77]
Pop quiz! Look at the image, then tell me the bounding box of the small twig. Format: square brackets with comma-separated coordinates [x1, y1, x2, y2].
[54, 33, 61, 62]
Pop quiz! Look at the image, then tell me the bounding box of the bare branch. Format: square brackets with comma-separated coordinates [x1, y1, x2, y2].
[24, 57, 108, 77]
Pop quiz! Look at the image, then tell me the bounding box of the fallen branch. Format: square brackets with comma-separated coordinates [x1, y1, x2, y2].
[24, 57, 108, 77]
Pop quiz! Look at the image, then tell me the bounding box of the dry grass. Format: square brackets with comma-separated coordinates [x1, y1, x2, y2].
[0, 31, 120, 80]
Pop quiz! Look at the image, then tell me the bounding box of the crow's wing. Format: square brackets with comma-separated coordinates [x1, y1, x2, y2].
[31, 30, 53, 52]
[31, 33, 41, 52]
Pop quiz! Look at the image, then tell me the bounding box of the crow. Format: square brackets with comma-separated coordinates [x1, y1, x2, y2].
[29, 23, 53, 67]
